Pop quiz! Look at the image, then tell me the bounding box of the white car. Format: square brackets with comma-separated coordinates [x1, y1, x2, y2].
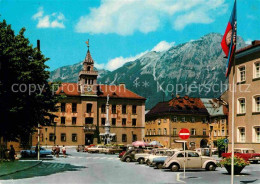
[163, 151, 217, 172]
[135, 150, 155, 164]
[146, 149, 175, 165]
[88, 145, 106, 153]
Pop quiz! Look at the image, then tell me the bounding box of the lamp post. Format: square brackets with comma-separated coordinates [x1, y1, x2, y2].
[104, 95, 111, 145]
[45, 128, 48, 148]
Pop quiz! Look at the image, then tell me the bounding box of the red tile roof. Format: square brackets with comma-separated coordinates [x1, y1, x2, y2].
[146, 96, 208, 119]
[236, 40, 260, 54]
[55, 83, 145, 100]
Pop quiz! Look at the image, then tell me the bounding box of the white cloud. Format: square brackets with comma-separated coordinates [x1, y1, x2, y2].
[152, 41, 175, 52]
[106, 40, 174, 71]
[95, 63, 105, 70]
[106, 51, 148, 71]
[245, 39, 252, 45]
[75, 0, 226, 35]
[32, 7, 65, 29]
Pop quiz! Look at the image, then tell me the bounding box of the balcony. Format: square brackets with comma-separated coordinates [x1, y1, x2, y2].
[84, 124, 96, 133]
[79, 70, 98, 76]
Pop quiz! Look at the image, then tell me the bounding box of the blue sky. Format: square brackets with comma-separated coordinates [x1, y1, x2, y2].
[0, 0, 259, 71]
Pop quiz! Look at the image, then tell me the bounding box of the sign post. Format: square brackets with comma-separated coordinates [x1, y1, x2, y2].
[179, 128, 190, 179]
[224, 138, 229, 153]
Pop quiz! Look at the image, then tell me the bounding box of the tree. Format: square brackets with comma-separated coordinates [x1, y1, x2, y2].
[0, 19, 59, 144]
[217, 138, 228, 157]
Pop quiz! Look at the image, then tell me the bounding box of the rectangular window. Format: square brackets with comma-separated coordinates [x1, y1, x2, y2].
[101, 104, 106, 114]
[101, 118, 106, 126]
[61, 103, 66, 112]
[239, 66, 246, 82]
[122, 105, 127, 114]
[112, 105, 116, 114]
[112, 118, 116, 126]
[255, 62, 260, 78]
[254, 127, 260, 142]
[191, 128, 196, 136]
[61, 117, 65, 124]
[191, 117, 195, 122]
[122, 134, 127, 142]
[203, 129, 206, 136]
[255, 97, 260, 112]
[72, 134, 77, 142]
[87, 103, 92, 113]
[163, 128, 167, 135]
[181, 117, 185, 122]
[85, 118, 93, 124]
[49, 133, 55, 142]
[214, 130, 217, 137]
[173, 128, 177, 136]
[72, 103, 77, 113]
[238, 98, 246, 114]
[238, 127, 245, 142]
[72, 117, 77, 125]
[122, 118, 126, 126]
[173, 116, 177, 122]
[132, 134, 137, 142]
[132, 119, 136, 126]
[61, 133, 66, 142]
[132, 105, 137, 114]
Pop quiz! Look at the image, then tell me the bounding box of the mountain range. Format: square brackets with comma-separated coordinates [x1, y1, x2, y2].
[49, 33, 246, 109]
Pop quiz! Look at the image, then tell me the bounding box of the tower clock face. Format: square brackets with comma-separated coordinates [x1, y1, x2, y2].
[87, 86, 92, 92]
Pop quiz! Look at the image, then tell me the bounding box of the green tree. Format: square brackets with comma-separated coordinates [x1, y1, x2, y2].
[0, 19, 59, 144]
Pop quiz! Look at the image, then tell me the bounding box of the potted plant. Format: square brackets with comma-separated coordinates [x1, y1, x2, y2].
[218, 155, 250, 175]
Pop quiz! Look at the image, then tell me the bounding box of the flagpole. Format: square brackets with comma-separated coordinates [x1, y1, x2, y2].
[231, 50, 235, 184]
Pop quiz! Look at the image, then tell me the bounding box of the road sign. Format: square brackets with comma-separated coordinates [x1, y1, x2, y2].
[224, 138, 229, 144]
[179, 128, 190, 140]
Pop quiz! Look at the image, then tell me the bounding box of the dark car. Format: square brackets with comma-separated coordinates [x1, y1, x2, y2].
[20, 146, 52, 158]
[121, 149, 145, 162]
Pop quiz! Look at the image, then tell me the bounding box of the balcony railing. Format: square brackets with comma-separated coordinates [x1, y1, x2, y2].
[79, 70, 98, 76]
[84, 124, 96, 132]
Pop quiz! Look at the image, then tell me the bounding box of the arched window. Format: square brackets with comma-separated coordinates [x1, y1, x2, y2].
[153, 129, 156, 135]
[163, 128, 167, 135]
[158, 128, 161, 135]
[87, 66, 91, 71]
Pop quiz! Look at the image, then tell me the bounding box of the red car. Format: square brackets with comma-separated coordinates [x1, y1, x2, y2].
[119, 151, 126, 158]
[222, 148, 260, 163]
[84, 144, 95, 152]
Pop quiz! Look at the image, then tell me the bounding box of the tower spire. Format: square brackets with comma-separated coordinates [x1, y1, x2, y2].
[86, 39, 90, 51]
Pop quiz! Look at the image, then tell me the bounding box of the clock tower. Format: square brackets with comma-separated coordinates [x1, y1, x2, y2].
[78, 40, 98, 96]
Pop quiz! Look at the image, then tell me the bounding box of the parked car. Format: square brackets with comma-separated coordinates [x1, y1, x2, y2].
[152, 156, 168, 169]
[121, 148, 145, 162]
[103, 146, 123, 154]
[88, 145, 106, 153]
[222, 148, 260, 163]
[146, 149, 172, 166]
[149, 149, 177, 167]
[119, 151, 126, 158]
[163, 151, 217, 172]
[20, 146, 52, 158]
[76, 145, 85, 152]
[84, 144, 95, 152]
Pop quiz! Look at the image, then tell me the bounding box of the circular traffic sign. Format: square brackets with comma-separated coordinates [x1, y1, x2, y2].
[179, 128, 190, 140]
[224, 138, 229, 144]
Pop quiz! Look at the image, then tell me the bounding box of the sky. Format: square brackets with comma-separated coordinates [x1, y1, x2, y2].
[0, 0, 259, 71]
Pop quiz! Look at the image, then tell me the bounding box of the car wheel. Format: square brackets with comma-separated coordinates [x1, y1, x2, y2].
[139, 158, 144, 164]
[206, 163, 216, 171]
[170, 164, 180, 172]
[125, 157, 131, 162]
[157, 163, 163, 169]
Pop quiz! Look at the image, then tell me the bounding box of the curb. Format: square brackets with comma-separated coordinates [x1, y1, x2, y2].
[0, 160, 42, 177]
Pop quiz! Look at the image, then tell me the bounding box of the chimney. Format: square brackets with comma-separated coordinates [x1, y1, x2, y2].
[37, 40, 40, 51]
[119, 82, 125, 88]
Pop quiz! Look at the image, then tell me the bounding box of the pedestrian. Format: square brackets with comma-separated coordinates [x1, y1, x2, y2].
[62, 145, 66, 158]
[55, 145, 60, 157]
[9, 145, 15, 161]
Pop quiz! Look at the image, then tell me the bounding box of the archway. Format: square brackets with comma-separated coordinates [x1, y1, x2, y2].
[200, 139, 208, 148]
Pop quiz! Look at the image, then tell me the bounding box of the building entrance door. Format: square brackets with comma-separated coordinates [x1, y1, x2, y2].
[85, 134, 93, 145]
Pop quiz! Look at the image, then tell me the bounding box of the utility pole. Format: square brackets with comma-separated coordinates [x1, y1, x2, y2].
[37, 39, 41, 161]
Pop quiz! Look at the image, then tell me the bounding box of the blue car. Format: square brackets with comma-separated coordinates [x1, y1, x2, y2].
[20, 146, 52, 158]
[152, 157, 167, 169]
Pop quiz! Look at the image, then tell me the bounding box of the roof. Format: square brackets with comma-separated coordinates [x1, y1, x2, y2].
[97, 85, 146, 100]
[55, 83, 145, 100]
[146, 96, 208, 119]
[236, 40, 260, 54]
[84, 49, 94, 64]
[201, 98, 228, 117]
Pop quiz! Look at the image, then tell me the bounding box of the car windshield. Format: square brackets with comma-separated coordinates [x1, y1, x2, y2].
[165, 151, 174, 156]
